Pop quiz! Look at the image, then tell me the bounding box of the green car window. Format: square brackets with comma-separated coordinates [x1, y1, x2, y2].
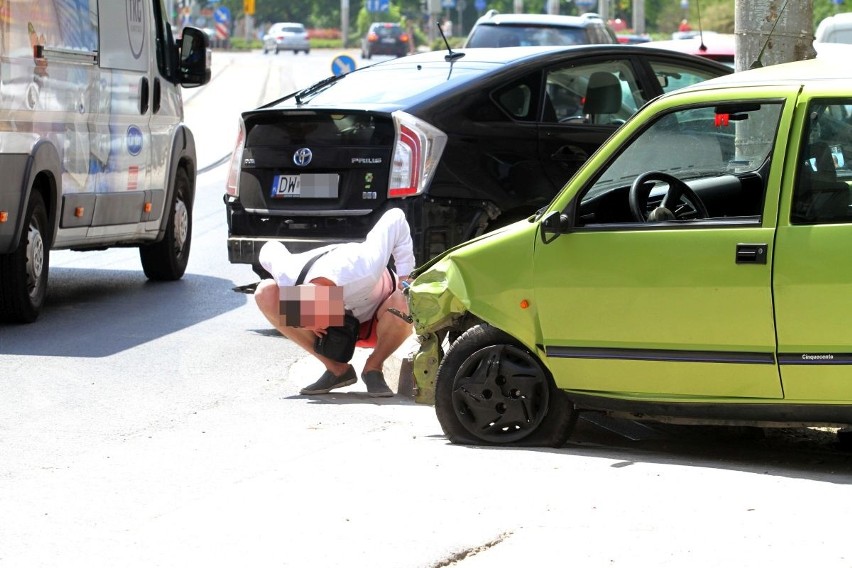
[791, 100, 852, 224]
[580, 101, 784, 225]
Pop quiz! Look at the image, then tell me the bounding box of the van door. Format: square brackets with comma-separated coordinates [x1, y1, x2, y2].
[93, 0, 154, 229]
[773, 94, 852, 402]
[534, 96, 791, 398]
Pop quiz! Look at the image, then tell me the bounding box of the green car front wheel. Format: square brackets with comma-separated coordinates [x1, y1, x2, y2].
[435, 324, 577, 447]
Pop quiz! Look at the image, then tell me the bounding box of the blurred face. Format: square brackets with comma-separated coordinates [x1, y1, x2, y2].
[278, 285, 345, 329]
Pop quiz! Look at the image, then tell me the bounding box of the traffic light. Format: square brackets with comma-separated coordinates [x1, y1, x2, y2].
[243, 0, 255, 15]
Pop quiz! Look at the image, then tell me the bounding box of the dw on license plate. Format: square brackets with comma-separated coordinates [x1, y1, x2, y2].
[270, 173, 339, 198]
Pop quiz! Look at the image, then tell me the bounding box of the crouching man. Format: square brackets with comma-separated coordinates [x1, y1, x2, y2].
[253, 208, 415, 397]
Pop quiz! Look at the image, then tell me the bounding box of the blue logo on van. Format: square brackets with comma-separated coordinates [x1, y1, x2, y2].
[126, 125, 143, 156]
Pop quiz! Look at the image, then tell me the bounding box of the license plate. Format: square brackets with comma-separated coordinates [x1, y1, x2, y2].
[270, 173, 339, 198]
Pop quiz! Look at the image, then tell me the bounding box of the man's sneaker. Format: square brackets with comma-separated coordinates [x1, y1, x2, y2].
[362, 370, 394, 398]
[300, 366, 356, 395]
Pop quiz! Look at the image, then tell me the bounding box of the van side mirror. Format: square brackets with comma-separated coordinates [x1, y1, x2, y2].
[540, 210, 571, 244]
[178, 27, 211, 88]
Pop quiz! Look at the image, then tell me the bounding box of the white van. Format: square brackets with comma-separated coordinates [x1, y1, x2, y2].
[0, 0, 210, 323]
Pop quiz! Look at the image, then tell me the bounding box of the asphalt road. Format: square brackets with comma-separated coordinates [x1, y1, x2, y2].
[2, 49, 852, 568]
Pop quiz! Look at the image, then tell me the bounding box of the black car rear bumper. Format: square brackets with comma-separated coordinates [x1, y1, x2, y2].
[227, 234, 355, 265]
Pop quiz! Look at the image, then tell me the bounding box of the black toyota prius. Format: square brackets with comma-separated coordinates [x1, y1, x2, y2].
[224, 45, 731, 270]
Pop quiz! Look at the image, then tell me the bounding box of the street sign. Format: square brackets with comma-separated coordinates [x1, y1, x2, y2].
[576, 0, 596, 7]
[214, 6, 230, 40]
[214, 6, 231, 23]
[243, 0, 255, 16]
[474, 0, 485, 11]
[441, 0, 455, 8]
[366, 0, 389, 12]
[331, 54, 357, 76]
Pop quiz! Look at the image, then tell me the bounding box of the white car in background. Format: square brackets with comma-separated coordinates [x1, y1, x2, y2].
[263, 22, 310, 54]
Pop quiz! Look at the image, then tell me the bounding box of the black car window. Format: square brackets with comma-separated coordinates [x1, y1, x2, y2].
[295, 65, 488, 106]
[792, 99, 852, 224]
[493, 72, 542, 121]
[543, 60, 644, 124]
[647, 59, 726, 94]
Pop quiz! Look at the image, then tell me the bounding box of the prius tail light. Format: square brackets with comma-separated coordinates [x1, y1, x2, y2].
[225, 120, 246, 197]
[388, 111, 447, 198]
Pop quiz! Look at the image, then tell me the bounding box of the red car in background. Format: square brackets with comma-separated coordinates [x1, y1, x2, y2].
[641, 33, 735, 67]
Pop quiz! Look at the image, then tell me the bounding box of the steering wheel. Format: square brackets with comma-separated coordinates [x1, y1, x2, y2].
[628, 171, 708, 222]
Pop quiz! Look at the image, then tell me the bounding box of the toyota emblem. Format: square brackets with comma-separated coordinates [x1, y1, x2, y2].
[293, 148, 313, 167]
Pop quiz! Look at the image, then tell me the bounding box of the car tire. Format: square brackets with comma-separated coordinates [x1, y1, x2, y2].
[364, 49, 371, 59]
[0, 191, 49, 323]
[139, 168, 192, 281]
[435, 323, 577, 447]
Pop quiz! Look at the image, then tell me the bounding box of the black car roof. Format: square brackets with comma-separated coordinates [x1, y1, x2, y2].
[256, 45, 731, 114]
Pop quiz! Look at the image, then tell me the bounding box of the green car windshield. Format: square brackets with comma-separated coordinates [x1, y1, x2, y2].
[585, 102, 784, 200]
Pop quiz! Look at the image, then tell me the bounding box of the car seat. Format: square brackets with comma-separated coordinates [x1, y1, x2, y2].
[583, 72, 622, 124]
[794, 141, 850, 222]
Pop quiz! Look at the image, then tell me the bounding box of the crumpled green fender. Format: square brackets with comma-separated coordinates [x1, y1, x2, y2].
[407, 221, 541, 404]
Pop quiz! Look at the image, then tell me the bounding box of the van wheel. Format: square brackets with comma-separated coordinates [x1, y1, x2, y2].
[0, 192, 49, 323]
[140, 168, 192, 280]
[435, 324, 577, 447]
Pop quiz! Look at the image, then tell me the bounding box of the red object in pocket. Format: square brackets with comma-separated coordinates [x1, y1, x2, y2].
[356, 315, 379, 348]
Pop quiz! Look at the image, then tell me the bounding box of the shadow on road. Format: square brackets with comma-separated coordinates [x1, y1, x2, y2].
[0, 267, 246, 357]
[547, 413, 852, 485]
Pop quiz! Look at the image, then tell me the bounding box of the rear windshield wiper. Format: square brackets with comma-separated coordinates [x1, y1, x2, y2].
[268, 73, 349, 107]
[295, 73, 349, 104]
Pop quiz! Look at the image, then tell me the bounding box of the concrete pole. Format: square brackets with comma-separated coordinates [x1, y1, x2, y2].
[597, 0, 608, 22]
[245, 14, 253, 41]
[513, 0, 523, 14]
[735, 0, 815, 72]
[341, 0, 350, 48]
[632, 0, 644, 34]
[547, 0, 559, 15]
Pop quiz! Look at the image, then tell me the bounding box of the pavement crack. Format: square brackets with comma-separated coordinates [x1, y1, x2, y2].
[430, 531, 513, 567]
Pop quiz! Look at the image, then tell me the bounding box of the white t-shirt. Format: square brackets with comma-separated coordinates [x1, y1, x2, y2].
[259, 208, 415, 322]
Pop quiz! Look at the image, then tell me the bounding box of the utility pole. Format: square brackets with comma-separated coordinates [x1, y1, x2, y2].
[735, 0, 815, 72]
[632, 0, 644, 35]
[597, 0, 608, 22]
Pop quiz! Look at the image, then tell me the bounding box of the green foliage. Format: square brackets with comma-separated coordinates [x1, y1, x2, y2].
[229, 37, 263, 50]
[208, 0, 839, 41]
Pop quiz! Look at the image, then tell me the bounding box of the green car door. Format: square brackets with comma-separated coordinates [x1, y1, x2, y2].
[533, 92, 796, 400]
[774, 91, 852, 402]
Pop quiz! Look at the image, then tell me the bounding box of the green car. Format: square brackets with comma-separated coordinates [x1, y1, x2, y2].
[407, 57, 852, 447]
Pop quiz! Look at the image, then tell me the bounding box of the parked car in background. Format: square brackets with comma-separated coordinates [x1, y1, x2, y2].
[407, 57, 852, 448]
[263, 22, 310, 54]
[464, 11, 617, 47]
[641, 34, 735, 67]
[224, 45, 729, 273]
[361, 22, 409, 59]
[815, 12, 852, 44]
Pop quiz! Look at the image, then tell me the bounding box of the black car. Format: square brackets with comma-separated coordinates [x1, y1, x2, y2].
[361, 22, 409, 59]
[224, 45, 731, 270]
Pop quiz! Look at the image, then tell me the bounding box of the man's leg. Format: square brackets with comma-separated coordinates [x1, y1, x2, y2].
[363, 289, 412, 376]
[254, 280, 355, 393]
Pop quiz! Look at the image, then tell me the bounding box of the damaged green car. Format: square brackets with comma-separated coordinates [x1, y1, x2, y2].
[407, 58, 852, 447]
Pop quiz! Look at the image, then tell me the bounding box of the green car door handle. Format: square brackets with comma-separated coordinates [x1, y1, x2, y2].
[735, 243, 768, 264]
